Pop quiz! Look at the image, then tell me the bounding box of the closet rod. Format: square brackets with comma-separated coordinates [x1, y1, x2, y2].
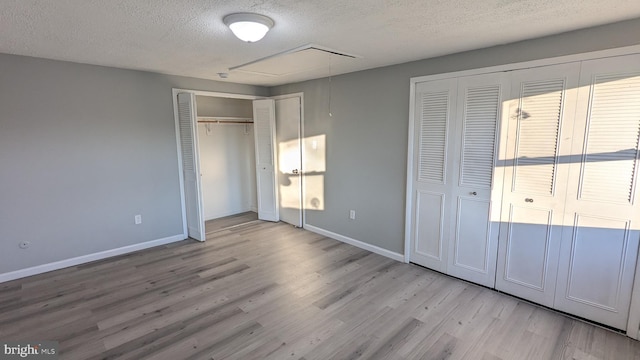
[198, 120, 254, 124]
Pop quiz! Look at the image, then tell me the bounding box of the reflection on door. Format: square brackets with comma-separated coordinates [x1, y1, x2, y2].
[554, 56, 640, 330]
[276, 97, 303, 227]
[495, 64, 579, 307]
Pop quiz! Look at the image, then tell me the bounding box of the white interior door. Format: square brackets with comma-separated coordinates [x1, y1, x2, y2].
[177, 92, 205, 241]
[253, 99, 279, 222]
[495, 63, 580, 307]
[554, 54, 640, 330]
[446, 73, 506, 288]
[410, 78, 458, 273]
[275, 97, 303, 227]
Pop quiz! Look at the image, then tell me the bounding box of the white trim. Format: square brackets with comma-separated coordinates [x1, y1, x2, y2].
[404, 75, 417, 264]
[300, 94, 305, 227]
[0, 234, 185, 283]
[304, 224, 404, 262]
[410, 45, 640, 85]
[229, 44, 361, 72]
[172, 88, 265, 100]
[172, 89, 188, 240]
[269, 92, 305, 100]
[172, 88, 263, 240]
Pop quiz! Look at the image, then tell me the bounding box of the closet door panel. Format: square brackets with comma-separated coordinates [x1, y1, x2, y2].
[562, 215, 630, 308]
[177, 92, 205, 241]
[410, 79, 457, 272]
[447, 74, 506, 287]
[504, 205, 554, 290]
[495, 63, 581, 307]
[253, 99, 279, 222]
[414, 191, 446, 261]
[555, 54, 640, 330]
[453, 197, 491, 272]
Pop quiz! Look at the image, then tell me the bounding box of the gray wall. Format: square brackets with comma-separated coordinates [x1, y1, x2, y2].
[270, 18, 640, 254]
[196, 96, 254, 118]
[0, 53, 267, 275]
[2, 17, 639, 275]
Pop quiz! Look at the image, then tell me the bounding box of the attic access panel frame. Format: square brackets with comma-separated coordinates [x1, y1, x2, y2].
[229, 44, 360, 78]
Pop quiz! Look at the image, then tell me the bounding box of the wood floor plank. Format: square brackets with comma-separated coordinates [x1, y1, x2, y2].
[2, 219, 640, 359]
[205, 211, 258, 234]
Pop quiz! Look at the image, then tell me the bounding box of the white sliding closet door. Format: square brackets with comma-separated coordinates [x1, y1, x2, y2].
[253, 99, 279, 222]
[177, 92, 205, 241]
[554, 54, 640, 330]
[495, 63, 580, 307]
[410, 79, 457, 272]
[446, 73, 506, 287]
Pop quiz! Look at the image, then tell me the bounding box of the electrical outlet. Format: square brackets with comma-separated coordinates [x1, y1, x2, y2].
[19, 241, 31, 249]
[134, 215, 142, 225]
[349, 210, 356, 220]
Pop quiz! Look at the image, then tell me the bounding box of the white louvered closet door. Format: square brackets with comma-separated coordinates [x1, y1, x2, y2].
[410, 79, 457, 272]
[554, 54, 640, 330]
[495, 63, 581, 307]
[446, 73, 507, 287]
[177, 92, 205, 241]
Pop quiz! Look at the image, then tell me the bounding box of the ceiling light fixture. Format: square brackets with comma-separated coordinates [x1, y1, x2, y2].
[223, 13, 274, 43]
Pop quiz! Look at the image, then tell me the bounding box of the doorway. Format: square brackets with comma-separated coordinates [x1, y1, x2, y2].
[173, 89, 305, 240]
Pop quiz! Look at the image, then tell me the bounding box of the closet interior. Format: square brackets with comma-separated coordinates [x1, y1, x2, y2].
[195, 95, 257, 222]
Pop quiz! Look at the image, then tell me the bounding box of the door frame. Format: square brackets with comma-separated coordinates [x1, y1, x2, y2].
[172, 89, 263, 240]
[270, 92, 306, 227]
[404, 44, 640, 338]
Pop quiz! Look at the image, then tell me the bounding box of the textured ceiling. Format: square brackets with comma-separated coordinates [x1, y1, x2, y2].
[1, 0, 640, 86]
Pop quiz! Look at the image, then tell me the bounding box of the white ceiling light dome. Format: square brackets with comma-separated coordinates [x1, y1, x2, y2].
[223, 13, 274, 43]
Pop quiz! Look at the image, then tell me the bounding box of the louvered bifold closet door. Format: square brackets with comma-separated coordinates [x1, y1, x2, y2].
[554, 54, 640, 330]
[410, 79, 457, 272]
[446, 73, 507, 287]
[495, 63, 581, 307]
[177, 93, 205, 241]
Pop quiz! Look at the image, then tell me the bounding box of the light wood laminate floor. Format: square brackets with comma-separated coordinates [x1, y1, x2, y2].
[1, 221, 640, 359]
[204, 211, 258, 234]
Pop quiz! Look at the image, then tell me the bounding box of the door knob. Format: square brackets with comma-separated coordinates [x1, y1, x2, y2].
[292, 169, 299, 174]
[471, 191, 477, 196]
[525, 198, 534, 203]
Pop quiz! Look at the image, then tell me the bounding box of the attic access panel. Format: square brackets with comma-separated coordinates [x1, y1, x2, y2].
[229, 44, 359, 77]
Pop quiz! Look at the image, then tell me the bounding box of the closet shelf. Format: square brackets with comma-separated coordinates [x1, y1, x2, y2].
[197, 116, 254, 124]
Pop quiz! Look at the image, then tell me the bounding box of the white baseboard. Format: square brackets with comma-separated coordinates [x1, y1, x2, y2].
[0, 234, 186, 283]
[303, 224, 405, 262]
